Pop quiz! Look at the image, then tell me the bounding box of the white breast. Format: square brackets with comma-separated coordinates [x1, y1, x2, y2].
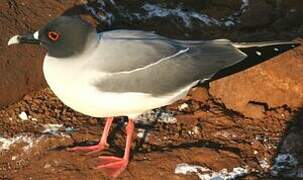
[42, 55, 195, 119]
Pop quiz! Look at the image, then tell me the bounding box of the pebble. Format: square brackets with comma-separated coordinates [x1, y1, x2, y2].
[18, 112, 28, 121]
[178, 103, 189, 111]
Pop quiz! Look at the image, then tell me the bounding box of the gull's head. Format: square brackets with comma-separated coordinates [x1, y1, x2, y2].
[8, 16, 96, 58]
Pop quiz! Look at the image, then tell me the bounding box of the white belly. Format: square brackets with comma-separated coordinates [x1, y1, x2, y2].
[43, 55, 193, 118]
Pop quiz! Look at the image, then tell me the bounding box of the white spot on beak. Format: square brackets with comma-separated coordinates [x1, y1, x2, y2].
[33, 31, 39, 40]
[274, 48, 279, 52]
[256, 51, 262, 56]
[291, 45, 295, 48]
[8, 35, 20, 46]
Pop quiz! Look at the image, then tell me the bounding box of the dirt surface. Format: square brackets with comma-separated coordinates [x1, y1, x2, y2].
[0, 85, 303, 179]
[1, 0, 303, 179]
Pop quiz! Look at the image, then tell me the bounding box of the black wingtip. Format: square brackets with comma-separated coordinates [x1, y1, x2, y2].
[238, 42, 300, 60]
[208, 41, 300, 82]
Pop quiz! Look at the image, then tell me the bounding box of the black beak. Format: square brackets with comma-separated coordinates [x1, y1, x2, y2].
[8, 33, 40, 46]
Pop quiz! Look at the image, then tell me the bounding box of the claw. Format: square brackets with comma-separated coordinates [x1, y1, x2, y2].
[68, 117, 113, 154]
[67, 118, 133, 177]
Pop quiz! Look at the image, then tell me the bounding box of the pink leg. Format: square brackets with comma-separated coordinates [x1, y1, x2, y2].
[68, 117, 114, 154]
[95, 119, 134, 177]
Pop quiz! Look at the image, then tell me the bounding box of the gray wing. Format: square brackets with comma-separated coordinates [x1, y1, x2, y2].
[95, 31, 247, 96]
[96, 30, 181, 73]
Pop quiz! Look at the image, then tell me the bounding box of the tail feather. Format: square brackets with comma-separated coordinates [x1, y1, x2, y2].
[209, 41, 300, 82]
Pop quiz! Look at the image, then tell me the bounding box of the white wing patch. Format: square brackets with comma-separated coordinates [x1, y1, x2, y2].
[115, 47, 190, 74]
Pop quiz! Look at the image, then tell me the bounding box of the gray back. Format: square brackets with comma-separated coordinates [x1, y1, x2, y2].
[94, 34, 246, 96]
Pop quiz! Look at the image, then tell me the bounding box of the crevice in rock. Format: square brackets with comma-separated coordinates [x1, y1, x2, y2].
[206, 91, 248, 119]
[248, 101, 269, 111]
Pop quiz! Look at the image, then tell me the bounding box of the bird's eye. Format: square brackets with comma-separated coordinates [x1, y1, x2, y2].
[48, 31, 60, 42]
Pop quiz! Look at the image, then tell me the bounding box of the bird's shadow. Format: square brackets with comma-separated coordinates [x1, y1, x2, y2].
[52, 114, 241, 158]
[52, 116, 157, 157]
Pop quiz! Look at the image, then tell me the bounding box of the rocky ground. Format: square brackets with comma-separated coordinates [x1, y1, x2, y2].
[1, 0, 303, 179]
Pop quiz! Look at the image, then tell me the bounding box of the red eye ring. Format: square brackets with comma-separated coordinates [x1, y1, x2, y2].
[48, 31, 60, 41]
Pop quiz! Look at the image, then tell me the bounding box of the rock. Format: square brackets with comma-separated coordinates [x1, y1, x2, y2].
[244, 102, 265, 119]
[273, 11, 303, 31]
[0, 1, 303, 179]
[239, 1, 273, 29]
[280, 132, 303, 154]
[279, 110, 303, 155]
[209, 43, 303, 118]
[188, 87, 209, 103]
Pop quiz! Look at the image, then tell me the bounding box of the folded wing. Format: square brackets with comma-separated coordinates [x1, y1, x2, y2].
[94, 31, 247, 96]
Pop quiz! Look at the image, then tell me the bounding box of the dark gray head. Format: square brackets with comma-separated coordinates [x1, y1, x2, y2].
[8, 16, 96, 58]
